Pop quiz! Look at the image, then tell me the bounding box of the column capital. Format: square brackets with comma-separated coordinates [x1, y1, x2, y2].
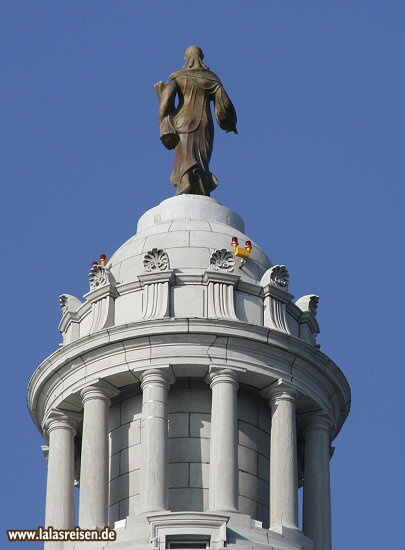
[206, 365, 245, 387]
[303, 411, 333, 434]
[80, 380, 119, 405]
[261, 378, 299, 403]
[43, 409, 81, 435]
[139, 366, 174, 392]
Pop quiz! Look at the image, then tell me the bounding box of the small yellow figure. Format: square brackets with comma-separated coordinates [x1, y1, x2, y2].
[231, 237, 252, 268]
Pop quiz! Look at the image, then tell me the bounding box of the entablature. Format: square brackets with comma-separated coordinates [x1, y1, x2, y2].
[29, 318, 350, 442]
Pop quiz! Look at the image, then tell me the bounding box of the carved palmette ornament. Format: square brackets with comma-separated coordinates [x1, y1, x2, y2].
[59, 294, 70, 314]
[89, 265, 110, 291]
[143, 249, 170, 272]
[295, 294, 319, 316]
[269, 265, 289, 289]
[209, 249, 235, 272]
[59, 294, 82, 315]
[308, 295, 319, 315]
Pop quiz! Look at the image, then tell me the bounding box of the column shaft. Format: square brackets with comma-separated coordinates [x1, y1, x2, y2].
[209, 369, 239, 512]
[303, 416, 332, 550]
[45, 413, 76, 529]
[140, 369, 171, 512]
[269, 386, 299, 530]
[79, 385, 111, 528]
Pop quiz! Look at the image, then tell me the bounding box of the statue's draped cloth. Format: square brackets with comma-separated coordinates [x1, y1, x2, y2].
[159, 69, 237, 195]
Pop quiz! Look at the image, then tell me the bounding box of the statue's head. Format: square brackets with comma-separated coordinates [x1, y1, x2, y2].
[183, 46, 208, 70]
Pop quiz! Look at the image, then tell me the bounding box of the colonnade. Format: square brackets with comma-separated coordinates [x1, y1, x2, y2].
[44, 369, 333, 550]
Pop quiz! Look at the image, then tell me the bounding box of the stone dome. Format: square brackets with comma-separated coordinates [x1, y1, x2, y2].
[55, 193, 322, 344]
[107, 195, 272, 286]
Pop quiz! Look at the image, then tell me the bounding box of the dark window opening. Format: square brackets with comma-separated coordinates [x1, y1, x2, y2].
[167, 540, 208, 549]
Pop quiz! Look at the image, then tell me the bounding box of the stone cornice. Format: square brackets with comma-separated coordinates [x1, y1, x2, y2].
[138, 270, 176, 286]
[28, 318, 350, 437]
[58, 311, 79, 334]
[29, 318, 346, 389]
[115, 280, 142, 295]
[262, 283, 294, 303]
[83, 283, 119, 302]
[202, 271, 240, 286]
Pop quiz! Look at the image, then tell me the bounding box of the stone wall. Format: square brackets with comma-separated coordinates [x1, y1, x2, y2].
[238, 387, 270, 528]
[107, 380, 270, 527]
[167, 379, 211, 511]
[108, 388, 142, 525]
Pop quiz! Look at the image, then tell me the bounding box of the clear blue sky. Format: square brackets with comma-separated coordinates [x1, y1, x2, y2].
[1, 2, 403, 548]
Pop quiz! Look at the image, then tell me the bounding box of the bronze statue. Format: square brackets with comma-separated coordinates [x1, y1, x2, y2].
[155, 46, 237, 196]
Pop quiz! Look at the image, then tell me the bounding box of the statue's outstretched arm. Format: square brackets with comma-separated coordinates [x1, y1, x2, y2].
[154, 79, 179, 150]
[155, 79, 177, 122]
[214, 86, 237, 134]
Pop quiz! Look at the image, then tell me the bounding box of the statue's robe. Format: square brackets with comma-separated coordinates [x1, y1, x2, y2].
[159, 69, 237, 195]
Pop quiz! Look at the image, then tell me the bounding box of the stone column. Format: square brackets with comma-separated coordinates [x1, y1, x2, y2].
[267, 383, 299, 531]
[303, 413, 333, 550]
[44, 411, 77, 529]
[79, 383, 116, 529]
[208, 368, 239, 512]
[140, 368, 172, 512]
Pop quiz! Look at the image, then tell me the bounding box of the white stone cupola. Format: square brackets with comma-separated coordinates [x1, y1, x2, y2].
[28, 193, 350, 550]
